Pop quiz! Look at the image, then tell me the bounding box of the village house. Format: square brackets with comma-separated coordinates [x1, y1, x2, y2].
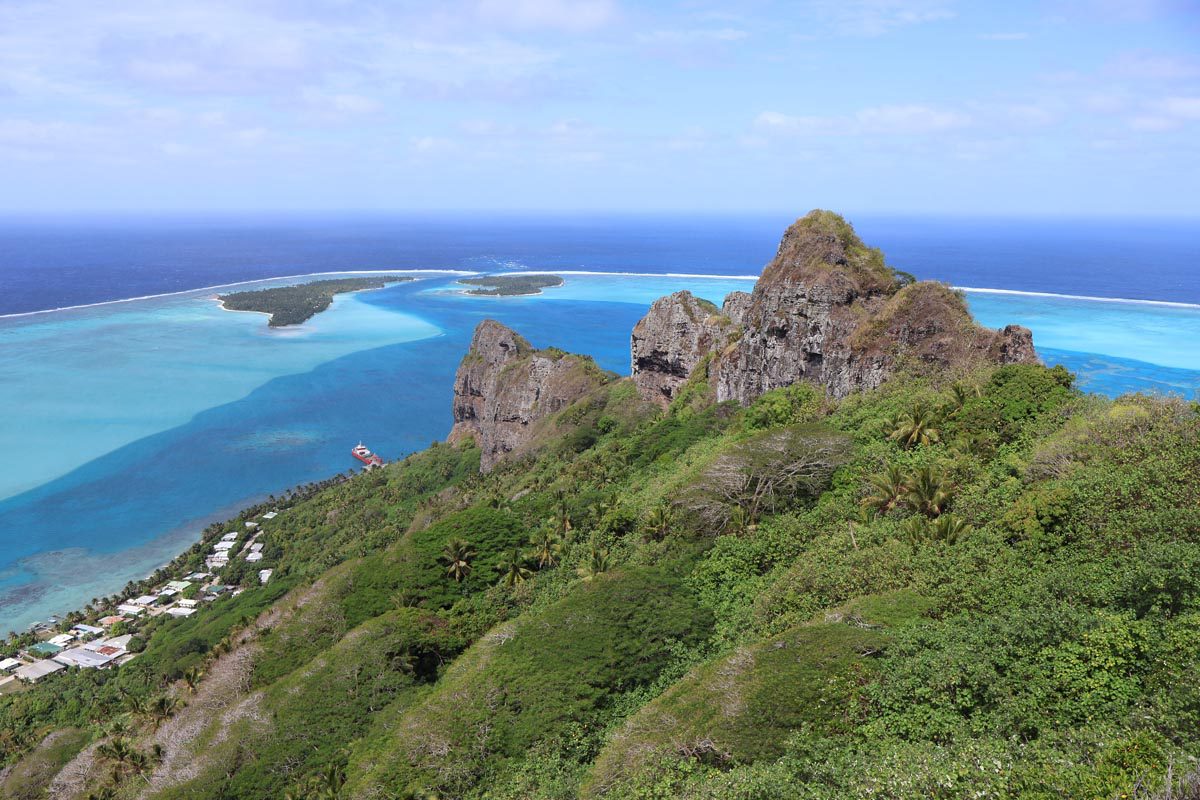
[54, 647, 117, 669]
[25, 641, 62, 658]
[15, 659, 64, 683]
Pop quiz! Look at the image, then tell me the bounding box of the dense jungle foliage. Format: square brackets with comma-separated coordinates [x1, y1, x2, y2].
[2, 361, 1199, 800]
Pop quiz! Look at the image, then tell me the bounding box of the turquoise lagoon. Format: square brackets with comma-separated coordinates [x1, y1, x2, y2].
[0, 271, 1197, 633]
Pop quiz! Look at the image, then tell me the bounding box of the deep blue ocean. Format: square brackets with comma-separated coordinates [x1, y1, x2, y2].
[0, 214, 1197, 633]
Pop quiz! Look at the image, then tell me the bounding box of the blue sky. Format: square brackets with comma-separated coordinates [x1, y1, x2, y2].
[1, 0, 1198, 214]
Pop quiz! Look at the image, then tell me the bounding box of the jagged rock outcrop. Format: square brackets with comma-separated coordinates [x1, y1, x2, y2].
[630, 291, 736, 409]
[632, 210, 1038, 406]
[720, 291, 753, 326]
[449, 320, 613, 471]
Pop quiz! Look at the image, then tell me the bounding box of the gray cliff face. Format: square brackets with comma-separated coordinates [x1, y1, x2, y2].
[720, 291, 753, 326]
[450, 319, 612, 471]
[630, 291, 734, 408]
[631, 210, 1039, 406]
[712, 274, 886, 402]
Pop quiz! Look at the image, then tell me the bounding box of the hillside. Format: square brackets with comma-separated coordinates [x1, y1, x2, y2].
[2, 213, 1198, 800]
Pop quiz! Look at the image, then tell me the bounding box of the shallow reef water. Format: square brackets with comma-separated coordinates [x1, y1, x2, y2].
[0, 266, 1197, 633]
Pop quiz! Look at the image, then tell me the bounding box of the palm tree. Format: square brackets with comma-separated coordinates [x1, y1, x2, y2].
[320, 762, 347, 797]
[121, 690, 147, 717]
[98, 737, 144, 778]
[930, 513, 973, 544]
[440, 538, 475, 583]
[888, 402, 941, 448]
[553, 490, 573, 536]
[576, 545, 611, 582]
[642, 503, 674, 541]
[900, 515, 930, 545]
[528, 528, 562, 569]
[904, 466, 952, 518]
[105, 717, 132, 738]
[945, 382, 980, 415]
[497, 548, 533, 587]
[862, 463, 908, 516]
[183, 666, 204, 693]
[149, 695, 180, 730]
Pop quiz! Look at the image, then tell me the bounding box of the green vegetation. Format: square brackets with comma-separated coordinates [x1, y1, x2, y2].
[2, 356, 1199, 799]
[457, 274, 564, 296]
[218, 276, 414, 326]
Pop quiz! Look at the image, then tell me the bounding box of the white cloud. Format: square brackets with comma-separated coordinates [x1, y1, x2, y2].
[856, 104, 971, 133]
[1160, 96, 1200, 119]
[1109, 52, 1200, 80]
[1129, 96, 1200, 131]
[475, 0, 617, 32]
[636, 28, 749, 44]
[233, 127, 268, 144]
[301, 89, 382, 116]
[159, 141, 200, 157]
[971, 101, 1058, 127]
[460, 119, 516, 136]
[1129, 115, 1179, 132]
[662, 126, 709, 151]
[548, 118, 596, 137]
[755, 105, 971, 137]
[411, 135, 455, 152]
[753, 111, 838, 134]
[799, 0, 956, 36]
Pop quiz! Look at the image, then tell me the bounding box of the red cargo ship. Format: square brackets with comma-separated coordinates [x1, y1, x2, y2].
[352, 442, 384, 467]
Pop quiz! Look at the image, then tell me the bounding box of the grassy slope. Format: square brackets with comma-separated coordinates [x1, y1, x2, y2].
[3, 365, 1199, 800]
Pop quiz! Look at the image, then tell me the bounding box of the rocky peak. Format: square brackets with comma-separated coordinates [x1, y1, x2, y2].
[630, 291, 735, 408]
[450, 320, 613, 471]
[631, 210, 1038, 406]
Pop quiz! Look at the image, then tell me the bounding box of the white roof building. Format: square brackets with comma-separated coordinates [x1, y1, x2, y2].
[166, 607, 196, 617]
[116, 604, 144, 616]
[246, 551, 263, 562]
[261, 511, 278, 519]
[178, 598, 198, 608]
[15, 660, 65, 682]
[54, 647, 117, 669]
[258, 569, 273, 584]
[213, 541, 236, 551]
[48, 634, 75, 647]
[133, 594, 158, 606]
[0, 657, 21, 671]
[166, 581, 192, 592]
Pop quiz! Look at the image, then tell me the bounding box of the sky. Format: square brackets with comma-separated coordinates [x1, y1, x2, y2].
[1, 0, 1198, 215]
